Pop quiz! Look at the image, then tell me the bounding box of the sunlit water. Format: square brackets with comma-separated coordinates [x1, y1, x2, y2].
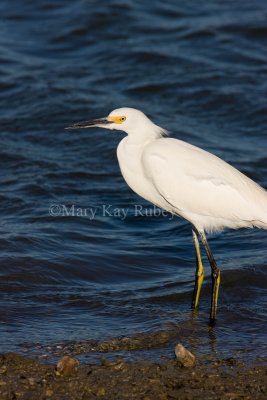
[0, 0, 266, 363]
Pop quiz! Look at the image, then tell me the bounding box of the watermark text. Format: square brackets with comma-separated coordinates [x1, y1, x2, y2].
[49, 204, 174, 220]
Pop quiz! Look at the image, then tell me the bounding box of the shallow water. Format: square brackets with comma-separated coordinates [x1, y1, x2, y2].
[0, 0, 266, 363]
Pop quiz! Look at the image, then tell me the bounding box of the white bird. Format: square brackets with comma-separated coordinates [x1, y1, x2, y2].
[66, 107, 267, 322]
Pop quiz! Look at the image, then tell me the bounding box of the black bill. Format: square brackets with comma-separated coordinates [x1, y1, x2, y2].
[65, 117, 111, 130]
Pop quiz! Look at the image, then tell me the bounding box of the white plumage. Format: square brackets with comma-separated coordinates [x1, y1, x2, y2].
[67, 107, 267, 322]
[115, 108, 267, 232]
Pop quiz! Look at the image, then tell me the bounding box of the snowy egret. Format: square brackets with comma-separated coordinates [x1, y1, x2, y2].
[66, 108, 267, 322]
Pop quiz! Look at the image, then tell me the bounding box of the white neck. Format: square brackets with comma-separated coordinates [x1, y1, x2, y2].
[125, 122, 167, 144]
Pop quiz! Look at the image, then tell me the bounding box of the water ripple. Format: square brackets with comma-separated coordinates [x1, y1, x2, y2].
[0, 0, 266, 362]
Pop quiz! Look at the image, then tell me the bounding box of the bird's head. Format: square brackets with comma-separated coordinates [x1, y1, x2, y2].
[66, 107, 167, 138]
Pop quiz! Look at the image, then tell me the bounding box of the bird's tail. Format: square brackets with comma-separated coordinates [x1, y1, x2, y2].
[259, 222, 267, 230]
[253, 217, 267, 230]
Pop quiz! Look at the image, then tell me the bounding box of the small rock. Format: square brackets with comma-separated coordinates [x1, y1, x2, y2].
[0, 366, 7, 374]
[113, 361, 125, 371]
[46, 389, 53, 397]
[96, 387, 105, 396]
[56, 356, 79, 376]
[28, 377, 35, 386]
[175, 344, 196, 367]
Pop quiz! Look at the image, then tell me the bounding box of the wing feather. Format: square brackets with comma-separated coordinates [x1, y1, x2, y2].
[142, 138, 266, 224]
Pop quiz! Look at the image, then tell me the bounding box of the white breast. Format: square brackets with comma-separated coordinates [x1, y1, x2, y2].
[117, 137, 172, 211]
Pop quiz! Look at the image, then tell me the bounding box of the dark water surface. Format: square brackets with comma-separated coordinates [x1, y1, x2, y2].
[0, 1, 266, 363]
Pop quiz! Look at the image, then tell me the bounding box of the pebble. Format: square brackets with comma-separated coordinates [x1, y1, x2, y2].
[175, 344, 196, 367]
[0, 366, 7, 374]
[46, 389, 54, 397]
[28, 377, 35, 386]
[96, 387, 105, 396]
[56, 356, 80, 376]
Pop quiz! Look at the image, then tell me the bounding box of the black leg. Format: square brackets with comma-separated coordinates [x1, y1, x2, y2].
[198, 230, 221, 323]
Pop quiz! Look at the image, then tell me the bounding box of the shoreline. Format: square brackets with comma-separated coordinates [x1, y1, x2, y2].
[0, 352, 266, 399]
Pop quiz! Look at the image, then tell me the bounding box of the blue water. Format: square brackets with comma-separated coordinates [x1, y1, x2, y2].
[0, 0, 266, 362]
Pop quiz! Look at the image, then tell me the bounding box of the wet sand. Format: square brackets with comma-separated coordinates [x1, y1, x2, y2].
[0, 352, 266, 400]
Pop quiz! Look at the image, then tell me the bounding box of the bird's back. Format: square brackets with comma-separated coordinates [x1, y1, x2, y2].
[142, 138, 267, 232]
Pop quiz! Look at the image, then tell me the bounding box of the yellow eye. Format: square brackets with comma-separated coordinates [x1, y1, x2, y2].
[108, 115, 127, 124]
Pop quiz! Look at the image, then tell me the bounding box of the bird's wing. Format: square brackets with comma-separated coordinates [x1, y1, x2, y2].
[142, 138, 264, 224]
